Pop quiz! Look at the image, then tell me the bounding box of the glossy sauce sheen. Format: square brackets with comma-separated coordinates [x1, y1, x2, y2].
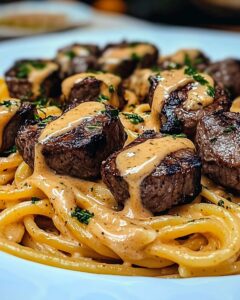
[0, 99, 20, 148]
[160, 49, 201, 64]
[116, 136, 195, 218]
[149, 68, 214, 131]
[29, 62, 59, 97]
[39, 101, 105, 143]
[62, 72, 122, 108]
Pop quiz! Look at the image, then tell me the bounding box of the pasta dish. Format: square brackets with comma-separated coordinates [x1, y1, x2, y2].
[0, 41, 240, 278]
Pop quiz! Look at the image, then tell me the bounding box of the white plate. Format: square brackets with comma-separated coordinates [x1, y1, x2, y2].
[0, 26, 240, 300]
[0, 1, 92, 38]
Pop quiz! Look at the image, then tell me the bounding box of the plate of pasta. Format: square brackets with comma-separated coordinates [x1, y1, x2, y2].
[0, 27, 240, 299]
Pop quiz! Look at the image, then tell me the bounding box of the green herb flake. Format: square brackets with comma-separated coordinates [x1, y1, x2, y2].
[223, 125, 237, 134]
[16, 64, 30, 79]
[122, 113, 144, 124]
[1, 145, 17, 157]
[30, 61, 46, 69]
[0, 100, 12, 108]
[97, 94, 109, 103]
[31, 197, 40, 204]
[207, 85, 215, 97]
[131, 52, 141, 62]
[71, 207, 94, 225]
[218, 200, 225, 207]
[108, 85, 115, 93]
[65, 50, 76, 60]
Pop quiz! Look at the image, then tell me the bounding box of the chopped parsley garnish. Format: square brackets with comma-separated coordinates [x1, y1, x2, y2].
[97, 94, 109, 102]
[30, 61, 46, 69]
[38, 116, 55, 128]
[184, 54, 192, 67]
[0, 100, 12, 108]
[86, 121, 102, 130]
[207, 85, 215, 97]
[122, 113, 144, 124]
[108, 85, 115, 93]
[162, 133, 187, 139]
[102, 109, 119, 118]
[65, 50, 76, 60]
[34, 96, 49, 107]
[1, 145, 17, 157]
[34, 114, 40, 121]
[16, 61, 46, 79]
[71, 207, 94, 225]
[223, 125, 237, 134]
[16, 64, 30, 78]
[218, 200, 225, 207]
[131, 52, 141, 62]
[172, 133, 187, 139]
[184, 65, 215, 97]
[31, 197, 40, 204]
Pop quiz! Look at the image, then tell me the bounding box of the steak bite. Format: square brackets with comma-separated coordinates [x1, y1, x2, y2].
[205, 58, 240, 99]
[159, 49, 209, 71]
[0, 99, 35, 154]
[62, 72, 126, 109]
[99, 41, 159, 78]
[5, 59, 61, 101]
[56, 43, 100, 79]
[196, 112, 240, 192]
[16, 102, 126, 179]
[101, 130, 201, 214]
[148, 68, 230, 138]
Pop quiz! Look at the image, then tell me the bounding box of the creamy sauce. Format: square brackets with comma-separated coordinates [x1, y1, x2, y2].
[116, 136, 195, 218]
[0, 98, 20, 148]
[99, 44, 154, 72]
[62, 72, 122, 108]
[126, 69, 155, 101]
[160, 49, 201, 65]
[148, 68, 214, 131]
[230, 96, 240, 113]
[29, 62, 58, 97]
[30, 140, 157, 260]
[39, 101, 104, 143]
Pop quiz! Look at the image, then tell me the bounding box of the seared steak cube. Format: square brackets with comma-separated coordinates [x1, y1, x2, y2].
[5, 59, 61, 101]
[196, 112, 240, 192]
[101, 130, 201, 214]
[16, 102, 126, 179]
[0, 99, 35, 154]
[62, 72, 126, 109]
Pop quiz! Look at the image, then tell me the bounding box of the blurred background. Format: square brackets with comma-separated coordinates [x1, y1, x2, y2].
[0, 0, 240, 41]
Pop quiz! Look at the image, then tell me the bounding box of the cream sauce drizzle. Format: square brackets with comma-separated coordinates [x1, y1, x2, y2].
[148, 68, 214, 131]
[160, 49, 201, 65]
[28, 62, 58, 97]
[62, 73, 121, 108]
[99, 44, 155, 72]
[30, 143, 157, 260]
[39, 101, 104, 143]
[116, 136, 195, 218]
[0, 98, 20, 148]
